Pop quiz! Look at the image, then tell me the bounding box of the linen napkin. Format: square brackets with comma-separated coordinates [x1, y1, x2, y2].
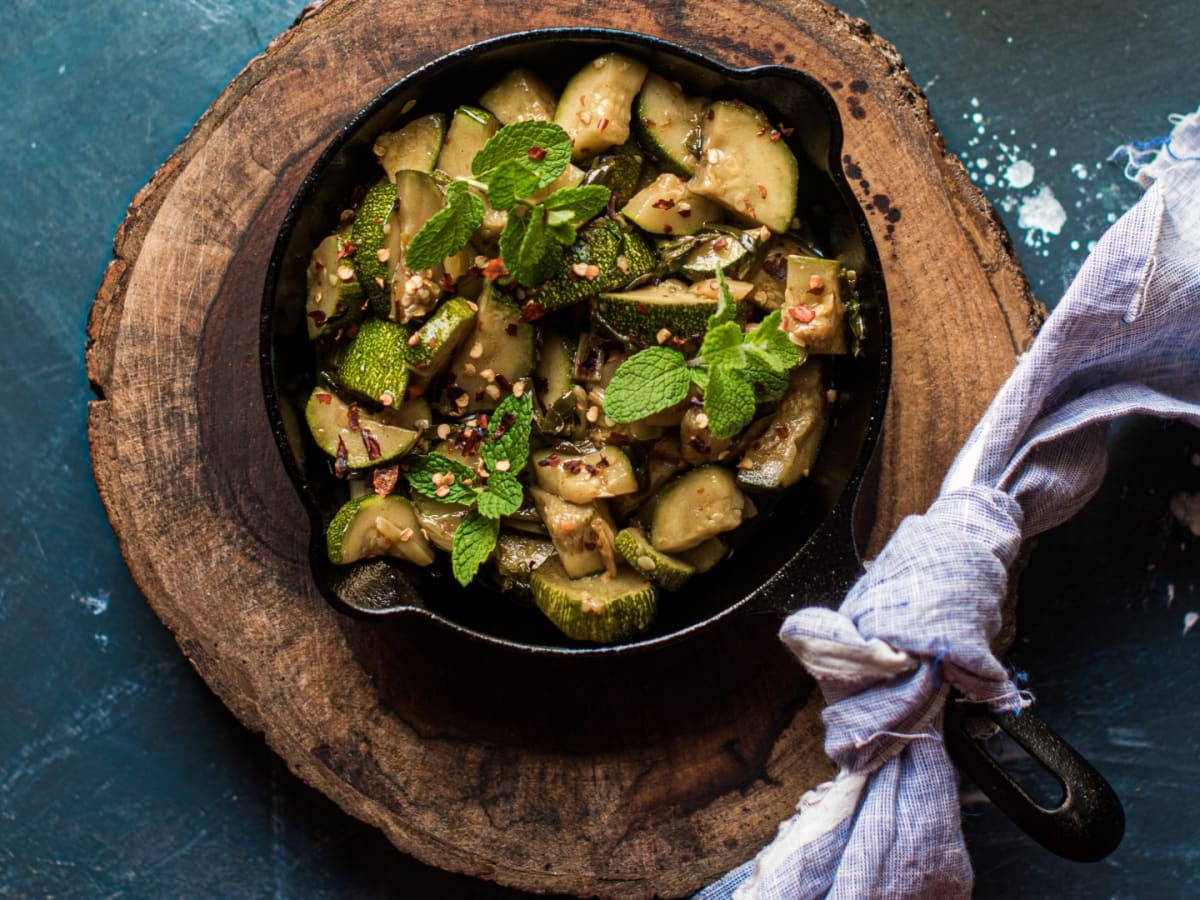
[698, 105, 1200, 899]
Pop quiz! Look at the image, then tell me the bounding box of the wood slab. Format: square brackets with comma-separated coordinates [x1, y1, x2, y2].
[85, 0, 1042, 896]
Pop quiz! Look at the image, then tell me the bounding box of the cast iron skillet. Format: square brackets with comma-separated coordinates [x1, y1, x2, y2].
[261, 27, 1122, 864]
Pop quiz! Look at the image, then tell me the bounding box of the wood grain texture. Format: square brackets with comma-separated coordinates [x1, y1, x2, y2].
[85, 0, 1042, 895]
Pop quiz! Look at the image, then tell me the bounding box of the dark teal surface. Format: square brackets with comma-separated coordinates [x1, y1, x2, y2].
[1, 1, 1197, 897]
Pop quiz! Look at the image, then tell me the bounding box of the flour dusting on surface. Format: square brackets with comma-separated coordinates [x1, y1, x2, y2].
[1004, 159, 1035, 189]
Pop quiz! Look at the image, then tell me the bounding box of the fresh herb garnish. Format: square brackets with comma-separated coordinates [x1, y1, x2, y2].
[406, 120, 611, 287]
[603, 270, 804, 439]
[402, 392, 535, 584]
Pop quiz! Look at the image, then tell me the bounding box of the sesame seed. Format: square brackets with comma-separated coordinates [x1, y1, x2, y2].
[480, 368, 496, 383]
[572, 262, 590, 277]
[485, 384, 502, 400]
[407, 332, 422, 346]
[655, 327, 672, 344]
[636, 555, 656, 572]
[435, 485, 451, 498]
[495, 459, 512, 472]
[808, 274, 825, 291]
[578, 110, 593, 126]
[585, 405, 600, 423]
[455, 393, 470, 408]
[397, 527, 414, 542]
[512, 381, 525, 398]
[375, 276, 385, 289]
[464, 363, 477, 376]
[443, 473, 456, 486]
[376, 248, 390, 263]
[706, 147, 724, 164]
[379, 391, 395, 407]
[468, 341, 484, 359]
[326, 273, 338, 287]
[694, 411, 710, 430]
[431, 472, 445, 486]
[436, 423, 452, 439]
[336, 265, 354, 281]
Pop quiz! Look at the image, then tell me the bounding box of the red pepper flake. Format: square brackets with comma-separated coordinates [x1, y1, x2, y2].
[769, 129, 782, 142]
[346, 401, 361, 431]
[668, 336, 687, 349]
[538, 453, 561, 468]
[336, 240, 357, 260]
[605, 431, 631, 445]
[563, 459, 583, 475]
[504, 323, 518, 336]
[597, 116, 609, 132]
[373, 464, 399, 497]
[315, 392, 333, 405]
[344, 323, 359, 340]
[440, 272, 456, 291]
[713, 237, 729, 251]
[495, 374, 512, 392]
[651, 197, 676, 210]
[642, 117, 656, 127]
[520, 300, 547, 321]
[775, 425, 791, 441]
[527, 145, 547, 161]
[308, 310, 328, 326]
[778, 124, 795, 137]
[636, 302, 649, 314]
[583, 539, 598, 551]
[733, 98, 745, 109]
[492, 412, 516, 440]
[407, 382, 425, 399]
[662, 223, 673, 234]
[787, 304, 817, 324]
[482, 257, 509, 281]
[334, 437, 349, 479]
[361, 427, 382, 461]
[595, 456, 610, 469]
[762, 253, 788, 282]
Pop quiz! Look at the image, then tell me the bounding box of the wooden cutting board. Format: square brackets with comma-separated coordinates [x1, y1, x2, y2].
[85, 0, 1042, 896]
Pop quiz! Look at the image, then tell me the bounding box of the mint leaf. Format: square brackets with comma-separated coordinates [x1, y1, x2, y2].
[481, 392, 534, 472]
[407, 181, 483, 270]
[485, 159, 544, 211]
[744, 310, 800, 371]
[688, 365, 710, 393]
[403, 453, 479, 505]
[740, 361, 791, 403]
[476, 470, 524, 518]
[499, 213, 564, 287]
[707, 267, 740, 330]
[473, 120, 570, 189]
[450, 509, 499, 585]
[704, 365, 757, 440]
[603, 347, 691, 422]
[541, 184, 612, 224]
[698, 321, 745, 369]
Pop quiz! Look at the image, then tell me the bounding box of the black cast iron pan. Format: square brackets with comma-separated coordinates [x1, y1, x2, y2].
[260, 27, 1122, 865]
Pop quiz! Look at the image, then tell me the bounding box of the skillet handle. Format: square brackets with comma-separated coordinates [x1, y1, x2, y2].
[943, 696, 1124, 862]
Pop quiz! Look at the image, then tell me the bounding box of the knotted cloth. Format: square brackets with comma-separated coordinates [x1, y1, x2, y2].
[699, 107, 1200, 899]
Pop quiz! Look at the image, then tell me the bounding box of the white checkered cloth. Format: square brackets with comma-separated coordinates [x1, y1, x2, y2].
[698, 106, 1200, 899]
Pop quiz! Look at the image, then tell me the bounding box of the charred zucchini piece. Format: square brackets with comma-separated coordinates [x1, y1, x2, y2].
[782, 256, 848, 354]
[649, 465, 747, 553]
[373, 113, 446, 180]
[735, 360, 830, 492]
[621, 173, 723, 236]
[305, 229, 365, 339]
[632, 73, 709, 178]
[530, 446, 640, 504]
[305, 387, 419, 469]
[528, 486, 616, 578]
[553, 52, 649, 161]
[327, 494, 436, 566]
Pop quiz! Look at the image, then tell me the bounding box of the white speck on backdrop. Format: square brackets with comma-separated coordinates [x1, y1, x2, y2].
[1170, 491, 1200, 536]
[1183, 611, 1199, 637]
[1004, 159, 1035, 188]
[76, 591, 110, 615]
[1017, 185, 1068, 247]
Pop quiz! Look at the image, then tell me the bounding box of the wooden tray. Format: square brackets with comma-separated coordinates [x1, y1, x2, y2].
[85, 0, 1042, 896]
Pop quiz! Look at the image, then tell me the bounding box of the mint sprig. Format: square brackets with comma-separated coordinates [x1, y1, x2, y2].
[406, 121, 609, 286]
[402, 392, 535, 584]
[603, 270, 805, 439]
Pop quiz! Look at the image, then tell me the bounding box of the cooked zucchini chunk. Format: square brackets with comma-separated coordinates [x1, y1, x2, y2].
[736, 360, 830, 492]
[305, 387, 419, 469]
[405, 297, 477, 378]
[782, 256, 848, 354]
[595, 280, 718, 344]
[531, 555, 657, 643]
[650, 466, 748, 553]
[435, 106, 499, 179]
[688, 100, 799, 234]
[350, 179, 400, 309]
[633, 73, 709, 177]
[621, 173, 723, 236]
[327, 494, 436, 566]
[614, 525, 695, 591]
[490, 532, 557, 595]
[441, 286, 535, 416]
[412, 496, 470, 552]
[677, 228, 763, 282]
[553, 52, 649, 161]
[306, 229, 365, 339]
[373, 112, 446, 180]
[479, 67, 558, 124]
[529, 487, 617, 578]
[676, 537, 727, 573]
[334, 317, 410, 406]
[531, 446, 640, 503]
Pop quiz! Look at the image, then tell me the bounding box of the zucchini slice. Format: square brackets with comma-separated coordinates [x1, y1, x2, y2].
[595, 281, 717, 345]
[676, 536, 727, 573]
[334, 317, 410, 406]
[405, 297, 477, 378]
[305, 387, 419, 469]
[490, 532, 557, 595]
[440, 286, 535, 416]
[435, 106, 499, 179]
[373, 113, 446, 180]
[649, 465, 747, 553]
[553, 52, 649, 161]
[305, 229, 365, 339]
[687, 100, 799, 234]
[479, 67, 558, 124]
[387, 170, 448, 323]
[633, 73, 709, 178]
[531, 446, 640, 504]
[678, 228, 763, 282]
[736, 360, 830, 492]
[781, 255, 848, 354]
[614, 525, 695, 591]
[528, 486, 616, 578]
[621, 173, 723, 236]
[327, 494, 436, 566]
[531, 555, 657, 643]
[411, 496, 469, 552]
[350, 179, 400, 309]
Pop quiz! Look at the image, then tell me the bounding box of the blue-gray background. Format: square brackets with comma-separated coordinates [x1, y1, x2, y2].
[2, 1, 1197, 896]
